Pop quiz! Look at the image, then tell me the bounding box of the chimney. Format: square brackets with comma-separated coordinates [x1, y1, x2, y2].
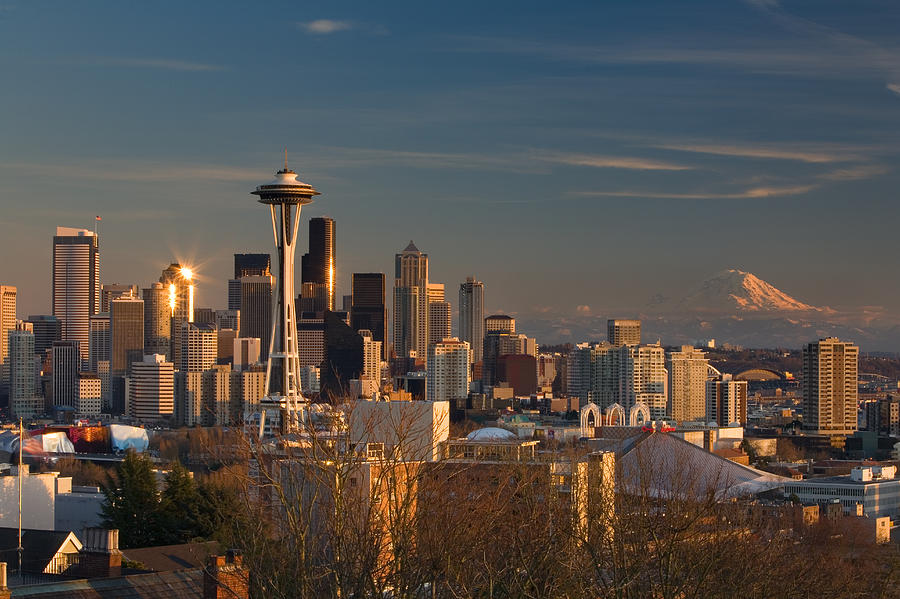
[0, 562, 10, 599]
[74, 528, 122, 579]
[204, 549, 248, 599]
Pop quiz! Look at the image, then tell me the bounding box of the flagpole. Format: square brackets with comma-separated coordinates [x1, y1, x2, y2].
[18, 418, 23, 578]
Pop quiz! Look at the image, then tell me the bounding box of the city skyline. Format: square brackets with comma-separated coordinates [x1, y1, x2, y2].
[2, 1, 900, 326]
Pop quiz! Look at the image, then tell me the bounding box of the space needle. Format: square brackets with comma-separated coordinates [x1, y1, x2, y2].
[251, 156, 320, 434]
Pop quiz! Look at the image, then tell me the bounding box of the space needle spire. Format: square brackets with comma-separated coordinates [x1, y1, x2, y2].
[251, 160, 320, 434]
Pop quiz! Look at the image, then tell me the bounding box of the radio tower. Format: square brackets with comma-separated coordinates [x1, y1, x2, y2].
[251, 156, 320, 433]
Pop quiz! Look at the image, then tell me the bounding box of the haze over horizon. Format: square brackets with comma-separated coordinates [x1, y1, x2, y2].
[3, 0, 899, 329]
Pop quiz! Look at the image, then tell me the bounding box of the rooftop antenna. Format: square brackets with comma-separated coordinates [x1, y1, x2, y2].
[284, 148, 288, 171]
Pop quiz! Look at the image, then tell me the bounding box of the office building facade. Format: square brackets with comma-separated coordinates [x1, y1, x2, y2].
[52, 227, 100, 366]
[301, 217, 336, 313]
[351, 273, 387, 360]
[127, 354, 174, 422]
[0, 285, 16, 398]
[427, 338, 470, 403]
[393, 241, 428, 360]
[458, 277, 484, 364]
[608, 319, 641, 346]
[110, 294, 144, 374]
[239, 274, 274, 360]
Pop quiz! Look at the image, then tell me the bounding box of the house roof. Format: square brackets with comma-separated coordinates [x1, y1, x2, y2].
[0, 529, 81, 574]
[121, 542, 220, 572]
[10, 570, 203, 598]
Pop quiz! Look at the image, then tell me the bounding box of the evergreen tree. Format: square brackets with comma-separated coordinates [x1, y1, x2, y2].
[158, 461, 202, 544]
[101, 450, 160, 548]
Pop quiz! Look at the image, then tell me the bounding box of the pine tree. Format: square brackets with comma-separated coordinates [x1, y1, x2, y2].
[158, 461, 202, 544]
[101, 450, 161, 548]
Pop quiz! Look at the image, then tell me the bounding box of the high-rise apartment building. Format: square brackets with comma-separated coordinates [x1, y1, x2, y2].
[127, 354, 174, 422]
[458, 277, 484, 364]
[0, 285, 16, 398]
[229, 253, 271, 310]
[76, 374, 102, 415]
[427, 338, 470, 403]
[802, 337, 858, 435]
[202, 365, 232, 426]
[351, 273, 387, 360]
[359, 329, 382, 383]
[52, 227, 100, 366]
[485, 314, 515, 334]
[232, 367, 267, 421]
[100, 283, 138, 313]
[608, 319, 641, 346]
[51, 340, 80, 408]
[667, 346, 709, 423]
[25, 315, 60, 357]
[9, 321, 35, 404]
[428, 299, 452, 348]
[179, 322, 217, 373]
[110, 294, 144, 375]
[706, 374, 748, 426]
[88, 313, 110, 373]
[142, 282, 170, 357]
[393, 241, 428, 360]
[239, 275, 273, 360]
[301, 217, 336, 313]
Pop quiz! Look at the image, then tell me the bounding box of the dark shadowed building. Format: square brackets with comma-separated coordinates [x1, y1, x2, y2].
[320, 311, 363, 401]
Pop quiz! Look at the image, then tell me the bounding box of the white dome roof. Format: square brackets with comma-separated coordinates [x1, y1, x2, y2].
[466, 427, 515, 441]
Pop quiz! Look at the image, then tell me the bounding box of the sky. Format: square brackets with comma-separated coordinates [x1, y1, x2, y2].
[1, 0, 899, 325]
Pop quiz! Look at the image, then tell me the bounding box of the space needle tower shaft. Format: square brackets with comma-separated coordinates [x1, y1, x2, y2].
[251, 158, 320, 431]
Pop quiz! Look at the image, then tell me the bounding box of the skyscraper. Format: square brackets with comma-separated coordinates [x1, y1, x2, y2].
[100, 283, 138, 313]
[427, 289, 451, 348]
[52, 227, 100, 366]
[667, 345, 709, 423]
[110, 293, 144, 374]
[88, 312, 110, 373]
[802, 337, 858, 435]
[26, 315, 60, 357]
[179, 322, 217, 373]
[706, 374, 747, 426]
[301, 217, 336, 313]
[228, 253, 271, 310]
[458, 277, 484, 365]
[485, 314, 515, 334]
[142, 282, 170, 357]
[239, 274, 274, 360]
[608, 319, 641, 346]
[159, 263, 194, 367]
[51, 340, 80, 408]
[427, 338, 470, 403]
[350, 273, 387, 360]
[393, 241, 428, 360]
[319, 311, 363, 401]
[0, 285, 16, 399]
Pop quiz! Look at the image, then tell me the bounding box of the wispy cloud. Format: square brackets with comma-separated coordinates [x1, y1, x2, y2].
[538, 151, 694, 171]
[820, 164, 890, 181]
[300, 19, 353, 34]
[652, 142, 849, 163]
[85, 57, 224, 72]
[572, 184, 816, 200]
[0, 160, 263, 183]
[888, 83, 900, 97]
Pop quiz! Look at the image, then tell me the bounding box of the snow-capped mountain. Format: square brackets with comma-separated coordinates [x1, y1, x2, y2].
[672, 269, 822, 314]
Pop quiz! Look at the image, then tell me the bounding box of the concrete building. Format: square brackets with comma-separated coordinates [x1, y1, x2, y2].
[0, 285, 16, 399]
[110, 293, 143, 375]
[239, 274, 274, 361]
[668, 345, 709, 423]
[179, 322, 217, 373]
[784, 465, 900, 518]
[202, 365, 232, 426]
[427, 338, 470, 404]
[349, 399, 450, 462]
[76, 373, 102, 415]
[127, 354, 174, 422]
[351, 273, 387, 361]
[300, 365, 320, 395]
[233, 367, 267, 421]
[297, 315, 325, 368]
[52, 228, 100, 367]
[51, 341, 80, 409]
[427, 299, 451, 349]
[802, 337, 858, 435]
[706, 374, 748, 426]
[482, 330, 537, 387]
[9, 322, 40, 419]
[607, 319, 641, 346]
[393, 241, 429, 361]
[215, 309, 240, 332]
[359, 329, 382, 384]
[458, 276, 484, 365]
[87, 312, 110, 373]
[175, 371, 203, 426]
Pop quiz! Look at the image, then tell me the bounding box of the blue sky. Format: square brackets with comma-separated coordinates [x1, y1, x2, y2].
[2, 0, 899, 323]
